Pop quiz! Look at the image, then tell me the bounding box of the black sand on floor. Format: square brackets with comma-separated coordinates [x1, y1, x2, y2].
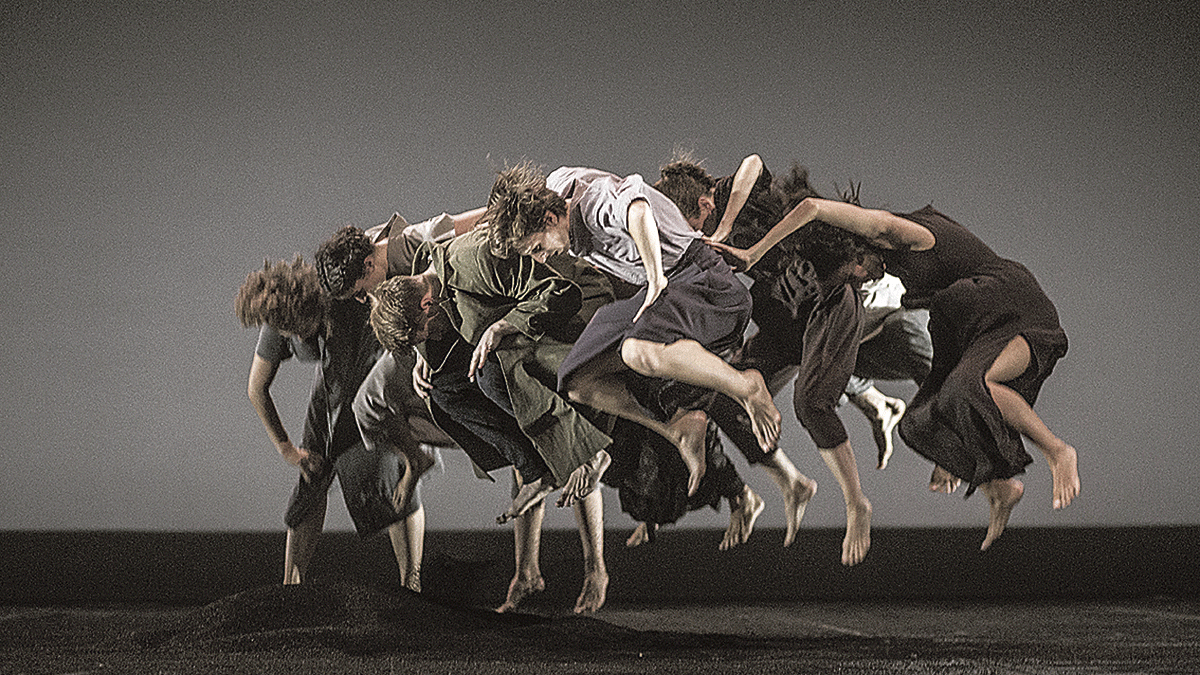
[2, 527, 1198, 673]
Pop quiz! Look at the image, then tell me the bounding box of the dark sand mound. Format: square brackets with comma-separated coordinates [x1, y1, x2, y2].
[160, 581, 662, 655]
[1, 581, 748, 659]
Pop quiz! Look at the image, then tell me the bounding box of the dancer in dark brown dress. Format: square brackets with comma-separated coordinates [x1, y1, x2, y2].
[712, 194, 1079, 551]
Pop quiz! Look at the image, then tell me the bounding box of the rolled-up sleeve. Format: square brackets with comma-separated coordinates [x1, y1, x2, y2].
[794, 284, 864, 449]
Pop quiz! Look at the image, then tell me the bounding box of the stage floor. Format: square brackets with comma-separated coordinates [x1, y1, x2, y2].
[3, 593, 1197, 673]
[3, 527, 1197, 673]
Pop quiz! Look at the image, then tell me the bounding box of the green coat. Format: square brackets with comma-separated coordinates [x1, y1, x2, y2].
[419, 229, 615, 484]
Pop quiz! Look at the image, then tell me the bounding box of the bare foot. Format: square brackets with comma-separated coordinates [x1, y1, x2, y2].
[625, 522, 658, 547]
[850, 389, 905, 470]
[667, 410, 708, 496]
[841, 498, 872, 566]
[574, 568, 608, 613]
[873, 398, 905, 469]
[557, 449, 612, 508]
[782, 474, 818, 547]
[392, 448, 436, 515]
[497, 474, 556, 524]
[495, 573, 545, 613]
[401, 566, 421, 593]
[720, 486, 765, 551]
[1046, 443, 1079, 510]
[739, 368, 781, 452]
[929, 465, 961, 494]
[979, 478, 1024, 551]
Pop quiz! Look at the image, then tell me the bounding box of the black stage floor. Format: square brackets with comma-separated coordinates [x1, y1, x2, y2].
[2, 527, 1197, 673]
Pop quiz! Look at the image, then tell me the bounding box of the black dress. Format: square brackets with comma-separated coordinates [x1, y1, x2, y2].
[884, 206, 1068, 494]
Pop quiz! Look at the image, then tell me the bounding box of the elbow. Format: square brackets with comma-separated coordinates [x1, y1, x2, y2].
[742, 154, 763, 175]
[791, 196, 820, 223]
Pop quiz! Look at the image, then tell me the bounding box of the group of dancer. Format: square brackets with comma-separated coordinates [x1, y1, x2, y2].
[236, 153, 1081, 613]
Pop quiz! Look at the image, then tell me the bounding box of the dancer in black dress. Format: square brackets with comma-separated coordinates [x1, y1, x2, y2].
[712, 193, 1079, 551]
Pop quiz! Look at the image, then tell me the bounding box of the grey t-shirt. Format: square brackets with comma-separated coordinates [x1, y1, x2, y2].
[546, 167, 699, 286]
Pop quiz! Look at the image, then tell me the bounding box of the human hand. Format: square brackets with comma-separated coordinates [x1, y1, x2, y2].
[633, 275, 667, 323]
[469, 319, 516, 381]
[704, 239, 756, 272]
[278, 441, 324, 482]
[412, 350, 432, 399]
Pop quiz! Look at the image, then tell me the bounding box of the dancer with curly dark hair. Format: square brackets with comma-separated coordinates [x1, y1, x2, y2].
[237, 257, 452, 590]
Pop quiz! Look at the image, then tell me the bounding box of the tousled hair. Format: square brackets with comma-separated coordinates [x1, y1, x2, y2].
[483, 162, 567, 259]
[794, 221, 876, 281]
[235, 257, 329, 339]
[369, 275, 433, 351]
[654, 158, 716, 220]
[781, 170, 877, 280]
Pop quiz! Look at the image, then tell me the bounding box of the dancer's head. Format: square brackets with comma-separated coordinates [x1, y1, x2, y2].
[798, 221, 884, 286]
[368, 273, 445, 350]
[483, 163, 569, 262]
[235, 257, 329, 339]
[315, 225, 379, 300]
[654, 157, 717, 230]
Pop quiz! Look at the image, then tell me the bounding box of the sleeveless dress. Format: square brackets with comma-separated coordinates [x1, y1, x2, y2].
[884, 206, 1068, 495]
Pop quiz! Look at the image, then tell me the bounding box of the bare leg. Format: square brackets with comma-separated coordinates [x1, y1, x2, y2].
[929, 465, 962, 494]
[387, 505, 424, 592]
[849, 387, 906, 470]
[283, 494, 326, 585]
[497, 498, 545, 613]
[572, 490, 608, 613]
[621, 338, 781, 452]
[557, 449, 612, 508]
[566, 351, 707, 496]
[819, 441, 872, 566]
[669, 409, 709, 497]
[720, 485, 765, 551]
[758, 449, 817, 547]
[985, 336, 1080, 509]
[390, 445, 436, 517]
[978, 478, 1024, 550]
[625, 521, 658, 547]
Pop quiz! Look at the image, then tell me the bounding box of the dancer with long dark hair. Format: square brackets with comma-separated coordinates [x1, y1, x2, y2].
[711, 188, 1079, 550]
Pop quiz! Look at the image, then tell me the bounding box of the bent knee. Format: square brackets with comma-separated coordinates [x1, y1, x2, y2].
[620, 338, 663, 376]
[793, 400, 836, 433]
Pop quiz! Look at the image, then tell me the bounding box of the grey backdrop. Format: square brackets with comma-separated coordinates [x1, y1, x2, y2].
[2, 1, 1196, 534]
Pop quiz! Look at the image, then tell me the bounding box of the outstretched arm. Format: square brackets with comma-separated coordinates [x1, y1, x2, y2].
[730, 198, 935, 271]
[247, 354, 321, 480]
[451, 207, 487, 235]
[709, 154, 763, 243]
[627, 199, 669, 323]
